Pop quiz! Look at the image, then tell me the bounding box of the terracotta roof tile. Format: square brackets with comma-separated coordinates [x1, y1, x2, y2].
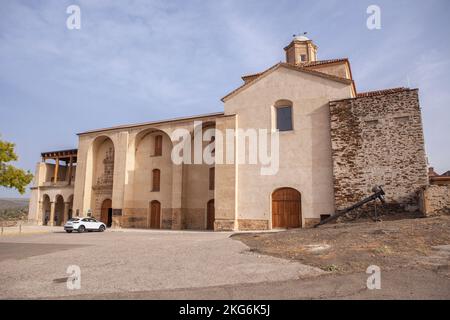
[240, 59, 349, 81]
[356, 87, 409, 98]
[224, 62, 353, 102]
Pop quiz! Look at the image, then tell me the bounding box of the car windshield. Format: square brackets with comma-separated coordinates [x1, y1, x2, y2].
[68, 218, 79, 222]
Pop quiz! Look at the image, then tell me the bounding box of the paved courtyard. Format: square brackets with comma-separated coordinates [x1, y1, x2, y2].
[0, 228, 322, 299]
[1, 227, 449, 299]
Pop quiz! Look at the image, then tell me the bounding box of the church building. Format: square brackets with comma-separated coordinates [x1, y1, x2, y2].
[28, 36, 429, 230]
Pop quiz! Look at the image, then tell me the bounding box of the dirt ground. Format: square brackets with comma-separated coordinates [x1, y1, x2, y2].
[232, 215, 450, 275]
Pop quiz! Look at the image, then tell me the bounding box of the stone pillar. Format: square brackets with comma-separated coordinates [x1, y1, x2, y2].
[49, 202, 56, 226]
[37, 201, 43, 226]
[111, 132, 129, 228]
[214, 115, 238, 231]
[73, 137, 92, 216]
[171, 163, 184, 230]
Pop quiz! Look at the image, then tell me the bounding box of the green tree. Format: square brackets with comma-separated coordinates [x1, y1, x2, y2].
[0, 136, 33, 194]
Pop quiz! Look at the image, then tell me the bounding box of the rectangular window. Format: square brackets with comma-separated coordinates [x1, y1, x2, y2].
[209, 167, 215, 190]
[300, 54, 307, 62]
[276, 106, 293, 131]
[154, 135, 162, 156]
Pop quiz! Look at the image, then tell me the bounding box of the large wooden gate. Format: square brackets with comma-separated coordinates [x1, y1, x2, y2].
[207, 199, 215, 230]
[272, 188, 301, 228]
[101, 199, 112, 227]
[149, 200, 161, 229]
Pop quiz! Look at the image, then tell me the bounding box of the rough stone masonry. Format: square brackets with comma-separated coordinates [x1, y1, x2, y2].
[329, 88, 429, 213]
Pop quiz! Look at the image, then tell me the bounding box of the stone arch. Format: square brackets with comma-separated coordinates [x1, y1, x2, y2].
[129, 128, 173, 229]
[271, 187, 302, 229]
[54, 194, 65, 226]
[41, 194, 51, 226]
[181, 121, 216, 230]
[89, 135, 115, 220]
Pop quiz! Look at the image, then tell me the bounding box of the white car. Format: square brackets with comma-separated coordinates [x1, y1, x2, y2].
[64, 217, 106, 233]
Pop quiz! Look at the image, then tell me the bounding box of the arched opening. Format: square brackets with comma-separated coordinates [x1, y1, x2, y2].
[54, 195, 65, 226]
[272, 188, 301, 229]
[42, 194, 51, 225]
[132, 129, 172, 229]
[101, 199, 113, 227]
[91, 136, 115, 219]
[206, 199, 215, 230]
[149, 200, 161, 229]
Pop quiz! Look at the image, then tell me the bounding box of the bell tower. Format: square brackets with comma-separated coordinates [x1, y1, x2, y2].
[284, 34, 318, 65]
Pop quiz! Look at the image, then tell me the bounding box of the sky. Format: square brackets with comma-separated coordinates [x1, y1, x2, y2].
[1, 0, 449, 198]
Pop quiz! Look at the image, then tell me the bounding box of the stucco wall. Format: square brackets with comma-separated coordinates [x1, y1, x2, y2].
[223, 67, 353, 229]
[329, 89, 428, 213]
[72, 114, 219, 229]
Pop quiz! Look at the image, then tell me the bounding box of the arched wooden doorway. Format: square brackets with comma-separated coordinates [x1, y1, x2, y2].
[206, 199, 215, 230]
[149, 200, 161, 229]
[101, 199, 112, 227]
[272, 188, 301, 229]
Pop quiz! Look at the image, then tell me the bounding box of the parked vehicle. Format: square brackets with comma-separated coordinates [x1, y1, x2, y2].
[64, 217, 106, 233]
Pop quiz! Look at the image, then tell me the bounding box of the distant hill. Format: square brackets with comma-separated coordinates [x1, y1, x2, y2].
[0, 198, 29, 210]
[0, 198, 29, 222]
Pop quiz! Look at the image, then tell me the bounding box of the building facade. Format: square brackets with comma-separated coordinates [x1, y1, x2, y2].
[28, 36, 429, 231]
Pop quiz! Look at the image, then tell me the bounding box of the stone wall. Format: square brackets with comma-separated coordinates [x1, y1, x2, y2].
[329, 89, 428, 213]
[420, 185, 450, 216]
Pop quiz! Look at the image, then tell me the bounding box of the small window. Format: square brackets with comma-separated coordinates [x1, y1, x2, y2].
[152, 169, 160, 192]
[209, 167, 215, 190]
[154, 135, 162, 156]
[300, 54, 307, 62]
[276, 106, 293, 131]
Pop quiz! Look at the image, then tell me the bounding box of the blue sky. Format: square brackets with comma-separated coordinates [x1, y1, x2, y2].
[1, 0, 449, 198]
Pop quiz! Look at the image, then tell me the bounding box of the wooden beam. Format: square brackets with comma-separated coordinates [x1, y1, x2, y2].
[68, 156, 73, 185]
[54, 157, 59, 184]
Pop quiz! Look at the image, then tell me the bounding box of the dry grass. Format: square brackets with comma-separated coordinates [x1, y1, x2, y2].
[232, 215, 450, 274]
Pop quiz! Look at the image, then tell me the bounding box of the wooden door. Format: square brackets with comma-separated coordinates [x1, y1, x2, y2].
[101, 199, 112, 227]
[207, 199, 215, 230]
[149, 201, 161, 229]
[272, 188, 301, 228]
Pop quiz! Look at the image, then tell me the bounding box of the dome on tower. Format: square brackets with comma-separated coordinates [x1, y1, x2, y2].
[293, 34, 309, 41]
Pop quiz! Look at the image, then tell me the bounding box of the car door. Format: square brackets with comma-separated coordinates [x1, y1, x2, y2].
[89, 218, 100, 229]
[81, 218, 91, 230]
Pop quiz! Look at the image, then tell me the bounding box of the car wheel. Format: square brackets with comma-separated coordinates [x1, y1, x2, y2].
[99, 225, 105, 232]
[66, 230, 72, 233]
[78, 225, 85, 233]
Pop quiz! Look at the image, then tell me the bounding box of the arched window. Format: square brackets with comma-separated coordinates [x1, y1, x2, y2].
[152, 169, 160, 191]
[154, 135, 162, 156]
[274, 100, 293, 131]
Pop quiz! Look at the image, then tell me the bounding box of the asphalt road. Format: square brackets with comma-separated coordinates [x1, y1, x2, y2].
[0, 229, 449, 299]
